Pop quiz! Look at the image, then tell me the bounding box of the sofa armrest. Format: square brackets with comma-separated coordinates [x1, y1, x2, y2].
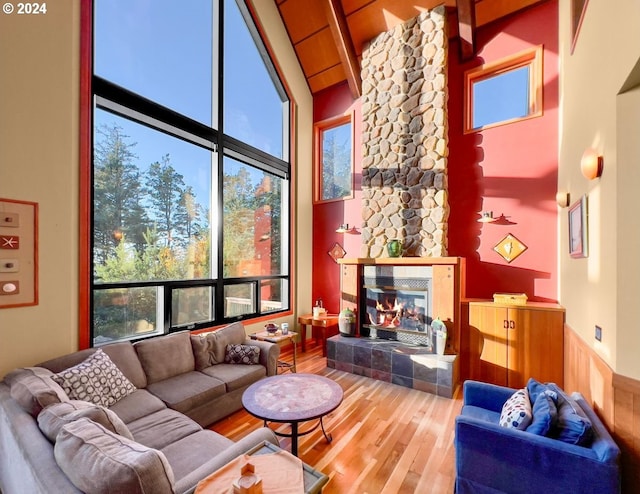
[177, 428, 278, 494]
[249, 339, 280, 376]
[455, 414, 620, 494]
[462, 380, 515, 413]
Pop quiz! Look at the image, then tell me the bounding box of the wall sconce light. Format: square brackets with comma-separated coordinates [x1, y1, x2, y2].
[581, 148, 603, 180]
[336, 223, 360, 234]
[477, 211, 497, 223]
[556, 191, 570, 208]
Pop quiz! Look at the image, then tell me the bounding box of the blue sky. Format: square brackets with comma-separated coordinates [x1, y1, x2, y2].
[93, 0, 284, 205]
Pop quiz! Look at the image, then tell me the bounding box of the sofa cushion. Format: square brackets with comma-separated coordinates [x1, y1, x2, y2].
[38, 342, 148, 389]
[51, 350, 136, 407]
[38, 400, 133, 442]
[224, 343, 260, 365]
[499, 388, 532, 430]
[54, 417, 175, 494]
[548, 384, 594, 446]
[4, 367, 69, 417]
[145, 371, 226, 414]
[191, 322, 248, 370]
[526, 390, 558, 436]
[108, 388, 167, 424]
[160, 429, 235, 485]
[135, 331, 195, 384]
[127, 408, 202, 450]
[201, 363, 266, 392]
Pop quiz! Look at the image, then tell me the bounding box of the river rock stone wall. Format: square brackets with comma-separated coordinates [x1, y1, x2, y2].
[360, 7, 449, 258]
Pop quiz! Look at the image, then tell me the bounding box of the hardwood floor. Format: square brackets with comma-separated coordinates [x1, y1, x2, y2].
[211, 341, 463, 493]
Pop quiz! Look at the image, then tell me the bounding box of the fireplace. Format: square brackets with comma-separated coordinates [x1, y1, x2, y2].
[362, 265, 434, 349]
[337, 258, 465, 396]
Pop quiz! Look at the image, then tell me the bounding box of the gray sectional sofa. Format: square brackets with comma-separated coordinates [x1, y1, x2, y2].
[0, 322, 281, 494]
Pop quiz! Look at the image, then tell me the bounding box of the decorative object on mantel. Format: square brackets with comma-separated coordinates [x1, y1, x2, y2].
[386, 239, 402, 257]
[493, 234, 528, 263]
[338, 307, 357, 337]
[581, 147, 603, 180]
[493, 293, 528, 305]
[432, 317, 447, 356]
[327, 242, 346, 263]
[568, 195, 588, 258]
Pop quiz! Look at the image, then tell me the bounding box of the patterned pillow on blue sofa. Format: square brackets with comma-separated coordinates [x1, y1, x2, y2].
[499, 388, 532, 430]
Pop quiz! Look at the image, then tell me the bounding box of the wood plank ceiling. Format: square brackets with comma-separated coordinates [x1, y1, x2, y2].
[275, 0, 549, 97]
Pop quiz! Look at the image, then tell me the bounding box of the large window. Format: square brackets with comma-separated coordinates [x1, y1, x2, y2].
[90, 0, 290, 345]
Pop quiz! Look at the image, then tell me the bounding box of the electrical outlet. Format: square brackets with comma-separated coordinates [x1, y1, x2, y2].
[595, 325, 602, 341]
[0, 213, 19, 227]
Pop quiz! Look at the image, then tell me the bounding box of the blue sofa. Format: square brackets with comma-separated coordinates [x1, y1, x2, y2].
[455, 380, 621, 494]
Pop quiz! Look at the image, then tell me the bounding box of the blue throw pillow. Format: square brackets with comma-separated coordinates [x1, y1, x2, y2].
[526, 390, 558, 436]
[526, 377, 557, 403]
[548, 384, 593, 446]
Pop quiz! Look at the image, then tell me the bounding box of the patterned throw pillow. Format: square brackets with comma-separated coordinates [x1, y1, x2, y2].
[499, 387, 533, 430]
[51, 350, 136, 407]
[224, 344, 260, 365]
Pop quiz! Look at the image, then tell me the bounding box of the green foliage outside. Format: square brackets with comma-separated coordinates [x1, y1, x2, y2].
[93, 123, 282, 341]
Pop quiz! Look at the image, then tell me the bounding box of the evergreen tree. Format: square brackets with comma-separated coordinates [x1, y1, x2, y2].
[93, 124, 147, 265]
[145, 154, 189, 249]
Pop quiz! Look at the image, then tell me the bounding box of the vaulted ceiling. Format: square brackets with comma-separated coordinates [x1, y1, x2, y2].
[275, 0, 549, 97]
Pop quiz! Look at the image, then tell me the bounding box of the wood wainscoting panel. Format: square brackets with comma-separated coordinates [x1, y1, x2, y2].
[613, 373, 640, 491]
[564, 324, 640, 493]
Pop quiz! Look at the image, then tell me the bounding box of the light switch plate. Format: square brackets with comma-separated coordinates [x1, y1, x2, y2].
[0, 212, 19, 227]
[0, 259, 19, 272]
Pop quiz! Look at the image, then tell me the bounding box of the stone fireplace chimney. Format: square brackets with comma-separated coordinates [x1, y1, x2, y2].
[360, 7, 449, 258]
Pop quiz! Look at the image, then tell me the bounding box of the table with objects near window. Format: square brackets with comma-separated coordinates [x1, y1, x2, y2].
[297, 313, 340, 356]
[249, 330, 298, 374]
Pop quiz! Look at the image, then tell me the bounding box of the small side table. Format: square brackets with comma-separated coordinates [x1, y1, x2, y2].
[297, 313, 340, 356]
[249, 330, 297, 374]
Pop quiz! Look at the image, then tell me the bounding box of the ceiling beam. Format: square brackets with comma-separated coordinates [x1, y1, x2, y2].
[324, 0, 361, 98]
[457, 0, 476, 61]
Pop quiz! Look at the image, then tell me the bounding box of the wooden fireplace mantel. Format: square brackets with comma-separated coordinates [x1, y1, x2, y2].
[338, 257, 465, 266]
[337, 257, 466, 356]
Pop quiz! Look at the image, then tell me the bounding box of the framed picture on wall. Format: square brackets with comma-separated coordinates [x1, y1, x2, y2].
[568, 194, 588, 258]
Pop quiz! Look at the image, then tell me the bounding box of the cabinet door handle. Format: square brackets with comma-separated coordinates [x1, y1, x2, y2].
[509, 320, 515, 329]
[503, 319, 509, 329]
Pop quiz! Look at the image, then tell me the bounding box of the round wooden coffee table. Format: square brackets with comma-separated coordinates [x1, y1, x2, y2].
[242, 373, 343, 456]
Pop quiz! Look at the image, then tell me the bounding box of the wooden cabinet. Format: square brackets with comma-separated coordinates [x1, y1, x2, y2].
[467, 301, 565, 389]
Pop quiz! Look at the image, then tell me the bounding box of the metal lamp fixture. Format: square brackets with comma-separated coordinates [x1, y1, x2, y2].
[477, 211, 497, 223]
[336, 223, 360, 234]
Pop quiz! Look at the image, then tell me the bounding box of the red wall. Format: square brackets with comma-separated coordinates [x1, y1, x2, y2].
[312, 0, 559, 310]
[448, 0, 559, 302]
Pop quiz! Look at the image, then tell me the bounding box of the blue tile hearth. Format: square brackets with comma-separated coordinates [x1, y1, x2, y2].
[326, 335, 458, 398]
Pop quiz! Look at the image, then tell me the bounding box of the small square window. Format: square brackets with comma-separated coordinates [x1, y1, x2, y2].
[464, 46, 543, 133]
